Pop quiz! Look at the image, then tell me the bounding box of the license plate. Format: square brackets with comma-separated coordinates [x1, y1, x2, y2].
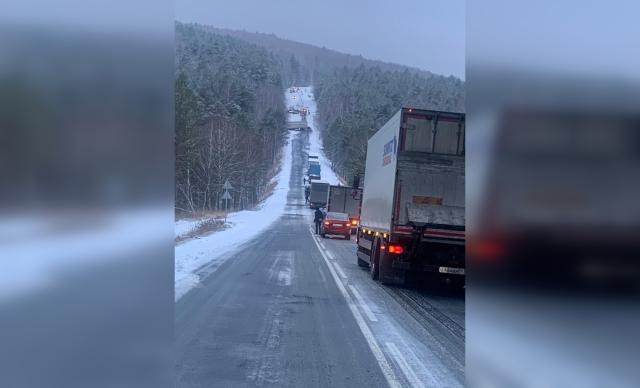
[333, 223, 343, 227]
[438, 267, 465, 275]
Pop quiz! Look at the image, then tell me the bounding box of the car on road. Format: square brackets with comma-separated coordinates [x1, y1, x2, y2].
[321, 212, 351, 240]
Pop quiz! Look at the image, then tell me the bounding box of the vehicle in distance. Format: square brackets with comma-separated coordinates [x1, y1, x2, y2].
[308, 160, 321, 180]
[321, 212, 351, 240]
[357, 108, 465, 285]
[309, 181, 329, 209]
[287, 118, 309, 131]
[327, 185, 362, 234]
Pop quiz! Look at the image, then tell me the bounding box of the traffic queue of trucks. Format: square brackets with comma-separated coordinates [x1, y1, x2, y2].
[306, 108, 465, 286]
[355, 108, 465, 285]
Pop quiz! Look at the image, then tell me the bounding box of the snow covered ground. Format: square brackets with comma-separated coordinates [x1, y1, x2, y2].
[174, 131, 293, 300]
[175, 218, 203, 239]
[174, 86, 343, 301]
[1, 208, 169, 303]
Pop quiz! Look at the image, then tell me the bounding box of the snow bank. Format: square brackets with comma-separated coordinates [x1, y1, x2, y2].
[1, 208, 169, 303]
[175, 218, 203, 239]
[174, 132, 293, 301]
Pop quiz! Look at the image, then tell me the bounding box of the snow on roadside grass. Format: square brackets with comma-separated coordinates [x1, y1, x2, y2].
[174, 132, 293, 301]
[175, 218, 203, 239]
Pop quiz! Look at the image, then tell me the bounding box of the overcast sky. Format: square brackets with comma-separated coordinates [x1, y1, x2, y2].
[175, 0, 465, 79]
[467, 0, 640, 81]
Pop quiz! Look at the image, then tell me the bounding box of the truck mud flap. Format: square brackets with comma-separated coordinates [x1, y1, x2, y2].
[380, 253, 406, 285]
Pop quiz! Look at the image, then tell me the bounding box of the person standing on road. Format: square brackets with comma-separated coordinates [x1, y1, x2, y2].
[314, 208, 324, 234]
[304, 186, 310, 204]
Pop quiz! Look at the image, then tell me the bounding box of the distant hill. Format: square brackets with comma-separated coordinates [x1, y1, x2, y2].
[187, 24, 455, 82]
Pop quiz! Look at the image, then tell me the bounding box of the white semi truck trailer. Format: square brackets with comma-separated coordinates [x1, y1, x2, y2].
[357, 108, 465, 285]
[327, 185, 362, 233]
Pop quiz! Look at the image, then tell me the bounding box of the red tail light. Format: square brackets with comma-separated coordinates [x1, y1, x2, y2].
[351, 219, 358, 225]
[388, 244, 404, 255]
[324, 221, 330, 225]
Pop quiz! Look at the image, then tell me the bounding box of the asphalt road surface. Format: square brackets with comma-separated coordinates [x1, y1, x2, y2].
[175, 131, 465, 387]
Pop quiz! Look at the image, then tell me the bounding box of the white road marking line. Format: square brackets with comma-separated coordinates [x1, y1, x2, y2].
[348, 285, 378, 322]
[308, 229, 400, 388]
[325, 251, 335, 261]
[268, 251, 294, 286]
[386, 342, 425, 388]
[317, 263, 328, 285]
[278, 267, 292, 286]
[267, 256, 282, 282]
[333, 262, 348, 279]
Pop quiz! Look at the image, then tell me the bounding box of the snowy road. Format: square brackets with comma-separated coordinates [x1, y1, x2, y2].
[175, 87, 464, 387]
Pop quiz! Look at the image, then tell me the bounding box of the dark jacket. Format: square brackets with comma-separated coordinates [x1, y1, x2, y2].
[314, 209, 324, 223]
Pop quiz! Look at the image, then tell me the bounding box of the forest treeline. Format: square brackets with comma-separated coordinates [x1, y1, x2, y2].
[175, 22, 465, 214]
[314, 66, 465, 181]
[199, 26, 442, 83]
[175, 23, 287, 214]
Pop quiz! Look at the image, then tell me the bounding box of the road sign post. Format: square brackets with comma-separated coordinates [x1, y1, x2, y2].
[221, 180, 234, 224]
[221, 190, 232, 224]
